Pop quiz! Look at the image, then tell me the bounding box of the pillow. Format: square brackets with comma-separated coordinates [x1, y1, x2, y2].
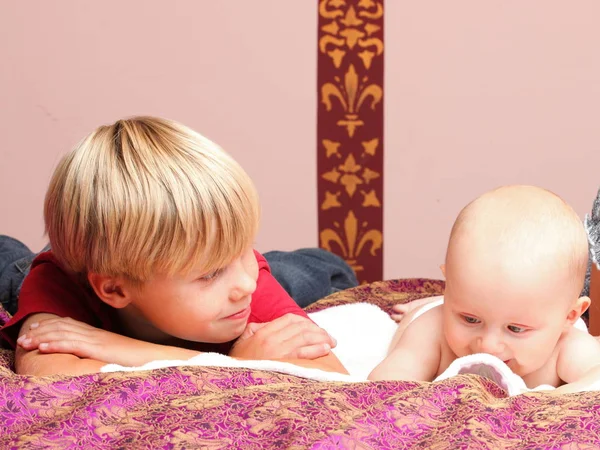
[304, 278, 445, 314]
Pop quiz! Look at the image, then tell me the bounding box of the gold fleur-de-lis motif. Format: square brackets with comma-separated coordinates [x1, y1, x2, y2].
[321, 64, 382, 137]
[361, 189, 380, 207]
[320, 210, 383, 273]
[362, 167, 380, 184]
[321, 140, 381, 204]
[361, 138, 379, 156]
[321, 191, 342, 210]
[322, 139, 342, 158]
[338, 153, 362, 197]
[319, 0, 384, 69]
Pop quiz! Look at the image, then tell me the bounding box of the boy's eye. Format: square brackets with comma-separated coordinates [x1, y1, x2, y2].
[507, 325, 527, 334]
[199, 268, 223, 282]
[462, 315, 480, 324]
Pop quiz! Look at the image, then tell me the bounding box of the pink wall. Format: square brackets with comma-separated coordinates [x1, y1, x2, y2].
[2, 1, 600, 280]
[384, 1, 600, 278]
[0, 1, 318, 255]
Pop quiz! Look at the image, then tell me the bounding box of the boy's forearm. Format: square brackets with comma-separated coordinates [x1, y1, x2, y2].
[318, 352, 348, 374]
[18, 345, 349, 378]
[280, 353, 348, 374]
[100, 342, 201, 368]
[16, 343, 202, 376]
[16, 349, 107, 377]
[137, 344, 200, 364]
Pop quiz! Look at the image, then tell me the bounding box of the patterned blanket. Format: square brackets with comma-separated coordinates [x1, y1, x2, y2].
[2, 279, 600, 448]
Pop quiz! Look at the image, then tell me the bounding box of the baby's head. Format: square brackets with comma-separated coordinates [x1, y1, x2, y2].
[442, 185, 589, 376]
[45, 116, 261, 343]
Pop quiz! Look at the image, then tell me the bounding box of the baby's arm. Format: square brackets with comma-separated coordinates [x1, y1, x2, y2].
[368, 307, 443, 381]
[391, 295, 444, 323]
[554, 329, 600, 394]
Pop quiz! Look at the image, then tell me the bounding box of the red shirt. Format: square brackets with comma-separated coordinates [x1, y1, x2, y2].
[0, 250, 308, 353]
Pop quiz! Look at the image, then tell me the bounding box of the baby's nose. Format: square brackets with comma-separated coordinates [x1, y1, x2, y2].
[476, 333, 505, 356]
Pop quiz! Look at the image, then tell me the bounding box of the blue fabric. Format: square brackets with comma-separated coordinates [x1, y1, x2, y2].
[0, 236, 37, 315]
[263, 248, 358, 308]
[0, 236, 357, 315]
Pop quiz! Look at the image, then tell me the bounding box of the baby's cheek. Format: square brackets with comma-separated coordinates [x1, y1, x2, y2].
[517, 341, 551, 371]
[444, 324, 468, 356]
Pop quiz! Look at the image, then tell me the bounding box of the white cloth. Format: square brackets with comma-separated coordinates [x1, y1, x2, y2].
[102, 351, 361, 382]
[434, 353, 554, 395]
[101, 301, 596, 395]
[102, 302, 394, 382]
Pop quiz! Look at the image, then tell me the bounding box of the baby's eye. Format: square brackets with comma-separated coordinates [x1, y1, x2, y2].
[507, 325, 527, 334]
[462, 315, 480, 324]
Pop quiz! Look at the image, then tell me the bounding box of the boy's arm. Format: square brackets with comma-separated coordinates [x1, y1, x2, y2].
[18, 313, 346, 376]
[15, 313, 200, 376]
[230, 314, 347, 374]
[554, 330, 600, 394]
[368, 308, 443, 381]
[281, 354, 347, 373]
[16, 314, 107, 376]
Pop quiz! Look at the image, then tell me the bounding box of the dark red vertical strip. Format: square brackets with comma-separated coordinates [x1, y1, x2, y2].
[317, 0, 384, 283]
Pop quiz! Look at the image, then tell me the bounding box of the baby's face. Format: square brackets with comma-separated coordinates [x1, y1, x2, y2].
[442, 255, 576, 377]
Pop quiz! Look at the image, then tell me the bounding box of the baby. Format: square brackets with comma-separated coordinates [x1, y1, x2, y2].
[370, 185, 600, 394]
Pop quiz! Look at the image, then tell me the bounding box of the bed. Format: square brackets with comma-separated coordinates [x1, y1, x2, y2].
[2, 278, 600, 448]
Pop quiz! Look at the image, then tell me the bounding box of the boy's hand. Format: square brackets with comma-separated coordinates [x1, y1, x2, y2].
[16, 316, 151, 367]
[229, 313, 337, 361]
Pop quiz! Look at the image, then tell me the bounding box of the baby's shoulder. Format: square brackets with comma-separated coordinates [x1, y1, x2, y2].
[555, 325, 600, 383]
[407, 302, 444, 337]
[555, 326, 599, 363]
[558, 325, 595, 347]
[413, 300, 443, 319]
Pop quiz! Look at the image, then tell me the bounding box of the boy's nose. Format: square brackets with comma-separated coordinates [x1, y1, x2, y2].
[229, 262, 257, 301]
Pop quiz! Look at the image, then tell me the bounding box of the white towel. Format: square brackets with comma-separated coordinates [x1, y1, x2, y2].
[102, 351, 361, 382]
[434, 353, 554, 396]
[101, 302, 393, 382]
[101, 301, 598, 395]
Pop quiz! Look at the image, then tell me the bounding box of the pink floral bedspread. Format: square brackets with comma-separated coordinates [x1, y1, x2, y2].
[2, 280, 600, 448]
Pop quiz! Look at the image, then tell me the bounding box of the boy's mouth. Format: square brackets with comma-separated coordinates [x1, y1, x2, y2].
[224, 306, 251, 320]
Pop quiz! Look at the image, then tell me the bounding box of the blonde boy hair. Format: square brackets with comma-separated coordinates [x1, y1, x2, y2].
[44, 116, 260, 282]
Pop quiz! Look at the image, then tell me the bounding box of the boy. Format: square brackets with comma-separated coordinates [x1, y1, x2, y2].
[370, 185, 600, 394]
[1, 117, 345, 376]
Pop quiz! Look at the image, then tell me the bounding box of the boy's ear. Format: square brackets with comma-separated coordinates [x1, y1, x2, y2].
[440, 264, 446, 278]
[565, 296, 591, 326]
[87, 272, 134, 309]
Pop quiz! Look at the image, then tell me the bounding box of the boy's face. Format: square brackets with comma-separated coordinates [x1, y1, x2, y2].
[127, 247, 259, 344]
[442, 249, 578, 378]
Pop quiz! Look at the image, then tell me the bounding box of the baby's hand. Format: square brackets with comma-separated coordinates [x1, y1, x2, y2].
[17, 317, 147, 366]
[391, 296, 441, 323]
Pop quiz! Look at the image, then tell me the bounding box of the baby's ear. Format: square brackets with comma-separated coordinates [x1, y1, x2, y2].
[440, 264, 446, 278]
[565, 296, 591, 325]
